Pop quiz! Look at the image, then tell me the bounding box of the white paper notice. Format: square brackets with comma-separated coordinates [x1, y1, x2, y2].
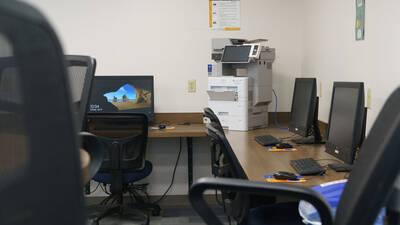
[209, 0, 240, 31]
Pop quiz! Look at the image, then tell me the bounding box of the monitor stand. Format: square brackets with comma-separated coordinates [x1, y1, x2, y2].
[292, 97, 325, 145]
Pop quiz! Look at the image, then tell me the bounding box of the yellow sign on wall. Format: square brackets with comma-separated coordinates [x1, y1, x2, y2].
[209, 0, 240, 31]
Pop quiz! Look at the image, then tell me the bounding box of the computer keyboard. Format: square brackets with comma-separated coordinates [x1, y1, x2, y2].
[254, 135, 280, 146]
[290, 158, 326, 175]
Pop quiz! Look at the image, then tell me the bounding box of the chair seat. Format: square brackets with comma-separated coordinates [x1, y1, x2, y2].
[93, 160, 153, 184]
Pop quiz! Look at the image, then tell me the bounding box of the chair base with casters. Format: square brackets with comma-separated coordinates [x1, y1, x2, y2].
[88, 161, 161, 225]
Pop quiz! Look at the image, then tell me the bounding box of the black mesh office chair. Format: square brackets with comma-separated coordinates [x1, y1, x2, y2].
[64, 55, 104, 184]
[65, 55, 97, 131]
[207, 123, 250, 224]
[190, 87, 400, 225]
[87, 113, 160, 225]
[203, 108, 225, 179]
[203, 107, 224, 133]
[0, 1, 87, 224]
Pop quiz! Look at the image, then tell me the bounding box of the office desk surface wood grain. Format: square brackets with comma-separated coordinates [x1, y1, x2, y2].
[225, 127, 348, 187]
[148, 124, 206, 138]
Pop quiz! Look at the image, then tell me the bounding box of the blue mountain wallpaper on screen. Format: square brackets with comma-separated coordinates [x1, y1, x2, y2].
[104, 84, 136, 102]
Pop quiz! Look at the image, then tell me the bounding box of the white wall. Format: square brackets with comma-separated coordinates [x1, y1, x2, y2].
[23, 0, 306, 196]
[25, 0, 305, 112]
[301, 0, 400, 131]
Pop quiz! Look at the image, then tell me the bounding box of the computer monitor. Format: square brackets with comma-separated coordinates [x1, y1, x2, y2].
[87, 76, 154, 121]
[325, 82, 366, 165]
[289, 78, 323, 144]
[221, 45, 252, 63]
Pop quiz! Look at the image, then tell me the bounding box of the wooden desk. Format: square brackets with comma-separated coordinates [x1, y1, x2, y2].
[225, 127, 348, 187]
[148, 123, 206, 189]
[148, 124, 206, 138]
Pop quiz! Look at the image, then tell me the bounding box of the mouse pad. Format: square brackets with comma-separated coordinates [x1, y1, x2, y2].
[266, 147, 297, 152]
[264, 175, 306, 183]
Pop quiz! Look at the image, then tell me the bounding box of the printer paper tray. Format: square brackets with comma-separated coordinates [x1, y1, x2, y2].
[207, 90, 237, 101]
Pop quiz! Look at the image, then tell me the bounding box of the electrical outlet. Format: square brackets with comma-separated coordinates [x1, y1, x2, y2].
[188, 80, 196, 93]
[367, 88, 372, 108]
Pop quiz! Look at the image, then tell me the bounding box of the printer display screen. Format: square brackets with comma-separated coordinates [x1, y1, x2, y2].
[221, 45, 251, 63]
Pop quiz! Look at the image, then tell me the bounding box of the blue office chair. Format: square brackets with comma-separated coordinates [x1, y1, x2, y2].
[190, 87, 400, 225]
[87, 113, 160, 225]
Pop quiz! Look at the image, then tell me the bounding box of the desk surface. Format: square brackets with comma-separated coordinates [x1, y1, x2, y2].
[148, 124, 206, 138]
[225, 127, 348, 187]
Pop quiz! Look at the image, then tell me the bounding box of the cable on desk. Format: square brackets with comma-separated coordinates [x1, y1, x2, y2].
[272, 89, 289, 130]
[152, 137, 183, 204]
[279, 133, 298, 141]
[316, 159, 344, 164]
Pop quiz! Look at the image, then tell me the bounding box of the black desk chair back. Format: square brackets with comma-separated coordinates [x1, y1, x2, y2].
[203, 107, 224, 133]
[65, 55, 96, 132]
[0, 1, 86, 225]
[87, 113, 159, 224]
[64, 55, 103, 183]
[207, 123, 250, 224]
[190, 87, 400, 225]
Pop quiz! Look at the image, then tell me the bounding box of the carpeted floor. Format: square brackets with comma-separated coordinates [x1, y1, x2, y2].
[89, 204, 230, 225]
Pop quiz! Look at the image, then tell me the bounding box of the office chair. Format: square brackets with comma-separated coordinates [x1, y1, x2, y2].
[203, 108, 226, 180]
[206, 122, 250, 224]
[0, 1, 88, 224]
[87, 113, 160, 225]
[65, 55, 97, 132]
[64, 55, 104, 186]
[190, 87, 400, 225]
[203, 107, 224, 133]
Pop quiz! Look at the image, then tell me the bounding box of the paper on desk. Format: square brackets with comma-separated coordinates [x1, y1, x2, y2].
[265, 175, 306, 183]
[150, 126, 176, 130]
[266, 147, 297, 152]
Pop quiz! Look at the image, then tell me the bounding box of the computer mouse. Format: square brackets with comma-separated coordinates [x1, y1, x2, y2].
[158, 124, 166, 129]
[275, 143, 293, 149]
[273, 171, 298, 180]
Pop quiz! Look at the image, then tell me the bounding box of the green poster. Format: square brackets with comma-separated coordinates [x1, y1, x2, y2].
[356, 0, 365, 40]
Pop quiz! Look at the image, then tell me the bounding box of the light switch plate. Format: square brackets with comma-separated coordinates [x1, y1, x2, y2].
[188, 80, 196, 93]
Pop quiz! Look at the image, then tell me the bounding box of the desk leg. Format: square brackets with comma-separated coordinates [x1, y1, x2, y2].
[187, 137, 193, 190]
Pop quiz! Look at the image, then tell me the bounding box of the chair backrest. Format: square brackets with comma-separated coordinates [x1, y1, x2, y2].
[206, 123, 249, 223]
[87, 113, 149, 172]
[65, 55, 96, 131]
[203, 107, 224, 133]
[335, 87, 400, 225]
[207, 123, 246, 179]
[0, 1, 86, 225]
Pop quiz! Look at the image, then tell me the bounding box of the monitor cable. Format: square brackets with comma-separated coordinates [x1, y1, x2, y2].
[272, 89, 289, 130]
[152, 137, 183, 204]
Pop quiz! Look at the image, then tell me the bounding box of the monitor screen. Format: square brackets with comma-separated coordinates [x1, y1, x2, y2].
[289, 78, 316, 137]
[88, 76, 154, 120]
[326, 82, 365, 164]
[221, 45, 251, 63]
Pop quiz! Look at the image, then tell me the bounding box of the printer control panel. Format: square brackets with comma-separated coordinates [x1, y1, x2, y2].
[245, 44, 261, 59]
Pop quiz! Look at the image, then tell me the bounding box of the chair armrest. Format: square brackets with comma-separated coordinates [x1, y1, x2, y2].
[79, 132, 104, 180]
[189, 177, 334, 225]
